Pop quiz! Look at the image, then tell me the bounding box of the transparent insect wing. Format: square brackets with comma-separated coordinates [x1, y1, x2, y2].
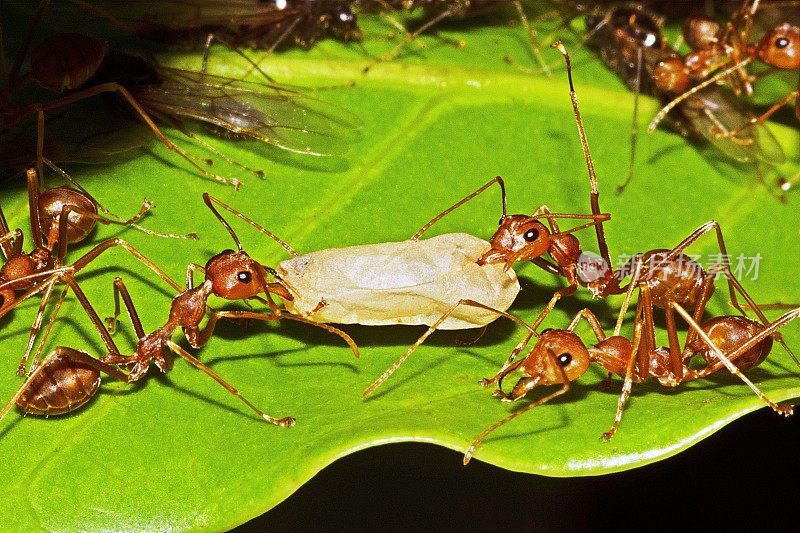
[148, 66, 362, 157]
[78, 0, 296, 30]
[747, 1, 800, 38]
[679, 85, 786, 165]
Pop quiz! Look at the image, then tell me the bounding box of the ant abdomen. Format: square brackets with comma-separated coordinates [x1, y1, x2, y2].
[16, 348, 101, 416]
[38, 188, 99, 245]
[687, 316, 773, 372]
[29, 33, 107, 92]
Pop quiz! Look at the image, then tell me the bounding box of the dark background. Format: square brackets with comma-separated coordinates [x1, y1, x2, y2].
[237, 408, 800, 531]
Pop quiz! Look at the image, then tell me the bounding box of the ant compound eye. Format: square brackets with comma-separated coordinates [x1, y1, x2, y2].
[237, 271, 253, 283]
[776, 36, 790, 49]
[523, 228, 540, 242]
[557, 353, 573, 367]
[541, 328, 553, 334]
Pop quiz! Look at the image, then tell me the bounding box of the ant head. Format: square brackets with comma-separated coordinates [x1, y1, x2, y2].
[328, 2, 361, 41]
[522, 329, 591, 385]
[204, 250, 270, 300]
[757, 23, 800, 70]
[652, 56, 690, 94]
[38, 188, 98, 246]
[479, 215, 552, 268]
[589, 4, 663, 52]
[682, 15, 721, 50]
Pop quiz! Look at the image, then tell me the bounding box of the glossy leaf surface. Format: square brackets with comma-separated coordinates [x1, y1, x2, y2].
[0, 7, 798, 531]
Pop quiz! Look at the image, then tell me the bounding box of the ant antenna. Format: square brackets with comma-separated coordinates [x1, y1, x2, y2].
[203, 194, 244, 252]
[552, 41, 610, 265]
[202, 194, 297, 256]
[412, 176, 507, 241]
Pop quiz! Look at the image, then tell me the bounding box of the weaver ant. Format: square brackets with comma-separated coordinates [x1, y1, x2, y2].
[0, 192, 358, 426]
[463, 255, 799, 464]
[0, 163, 194, 349]
[648, 0, 799, 143]
[584, 2, 786, 194]
[363, 40, 790, 397]
[61, 0, 548, 74]
[1, 1, 297, 188]
[64, 0, 363, 50]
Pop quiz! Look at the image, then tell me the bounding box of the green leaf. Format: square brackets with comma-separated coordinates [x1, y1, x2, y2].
[1, 8, 798, 532]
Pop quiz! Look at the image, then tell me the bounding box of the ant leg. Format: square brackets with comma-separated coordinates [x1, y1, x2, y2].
[637, 284, 657, 380]
[567, 308, 608, 341]
[510, 1, 551, 76]
[164, 340, 295, 426]
[612, 255, 644, 336]
[106, 277, 146, 338]
[364, 298, 532, 398]
[51, 201, 199, 262]
[412, 176, 506, 240]
[664, 302, 685, 382]
[276, 312, 360, 359]
[201, 309, 360, 359]
[363, 8, 455, 73]
[0, 228, 23, 261]
[526, 284, 579, 335]
[4, 0, 50, 91]
[71, 238, 183, 293]
[719, 90, 798, 139]
[602, 317, 645, 441]
[615, 46, 643, 195]
[16, 271, 128, 374]
[664, 220, 752, 315]
[15, 276, 60, 375]
[464, 354, 572, 465]
[0, 268, 74, 321]
[32, 83, 240, 188]
[672, 303, 794, 416]
[25, 166, 45, 248]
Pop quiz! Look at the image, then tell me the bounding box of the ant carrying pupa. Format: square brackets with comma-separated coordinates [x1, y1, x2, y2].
[198, 168, 608, 400]
[362, 39, 792, 398]
[463, 254, 799, 464]
[0, 192, 359, 427]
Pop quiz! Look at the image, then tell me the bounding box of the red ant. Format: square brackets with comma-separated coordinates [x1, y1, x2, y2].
[0, 192, 358, 426]
[463, 256, 799, 464]
[0, 0, 270, 188]
[0, 163, 196, 372]
[64, 0, 363, 50]
[362, 40, 792, 397]
[649, 0, 799, 143]
[583, 2, 786, 194]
